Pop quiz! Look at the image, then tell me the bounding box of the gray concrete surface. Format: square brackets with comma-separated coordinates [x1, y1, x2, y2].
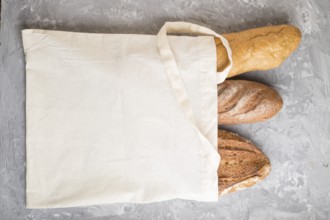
[1, 0, 330, 219]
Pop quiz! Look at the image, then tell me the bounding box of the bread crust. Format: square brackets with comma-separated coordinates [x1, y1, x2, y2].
[215, 24, 302, 77]
[218, 80, 283, 124]
[218, 129, 271, 195]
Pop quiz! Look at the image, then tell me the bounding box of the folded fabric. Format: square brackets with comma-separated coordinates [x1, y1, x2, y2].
[22, 22, 232, 208]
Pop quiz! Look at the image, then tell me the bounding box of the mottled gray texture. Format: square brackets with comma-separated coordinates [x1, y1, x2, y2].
[0, 0, 329, 219]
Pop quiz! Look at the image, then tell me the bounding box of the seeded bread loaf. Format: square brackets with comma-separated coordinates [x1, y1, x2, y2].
[215, 24, 302, 77]
[218, 129, 270, 195]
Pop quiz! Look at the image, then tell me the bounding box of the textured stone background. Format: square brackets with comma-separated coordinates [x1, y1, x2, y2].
[1, 0, 330, 219]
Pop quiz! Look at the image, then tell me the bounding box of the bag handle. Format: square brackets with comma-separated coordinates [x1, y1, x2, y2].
[156, 22, 233, 175]
[156, 21, 233, 125]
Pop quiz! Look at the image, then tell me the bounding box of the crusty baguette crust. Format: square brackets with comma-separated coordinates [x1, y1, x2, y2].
[218, 129, 271, 196]
[215, 24, 302, 77]
[218, 80, 283, 124]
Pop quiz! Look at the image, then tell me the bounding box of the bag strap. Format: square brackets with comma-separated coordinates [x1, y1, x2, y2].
[156, 22, 233, 172]
[156, 21, 232, 127]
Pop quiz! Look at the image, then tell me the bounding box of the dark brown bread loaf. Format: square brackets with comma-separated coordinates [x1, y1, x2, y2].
[218, 129, 270, 195]
[215, 24, 302, 78]
[218, 80, 283, 124]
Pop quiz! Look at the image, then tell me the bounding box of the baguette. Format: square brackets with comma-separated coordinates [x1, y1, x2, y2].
[218, 80, 283, 124]
[218, 129, 270, 195]
[215, 24, 302, 77]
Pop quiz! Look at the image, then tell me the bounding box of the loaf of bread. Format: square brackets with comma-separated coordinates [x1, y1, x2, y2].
[218, 129, 270, 195]
[218, 80, 283, 124]
[215, 24, 302, 77]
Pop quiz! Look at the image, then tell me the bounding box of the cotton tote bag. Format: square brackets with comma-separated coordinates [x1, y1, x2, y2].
[22, 22, 232, 208]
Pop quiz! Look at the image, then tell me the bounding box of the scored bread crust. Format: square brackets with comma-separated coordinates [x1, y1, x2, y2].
[215, 24, 302, 78]
[218, 80, 283, 125]
[218, 129, 271, 196]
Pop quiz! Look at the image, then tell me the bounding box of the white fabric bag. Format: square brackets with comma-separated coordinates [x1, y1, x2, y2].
[22, 22, 232, 208]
